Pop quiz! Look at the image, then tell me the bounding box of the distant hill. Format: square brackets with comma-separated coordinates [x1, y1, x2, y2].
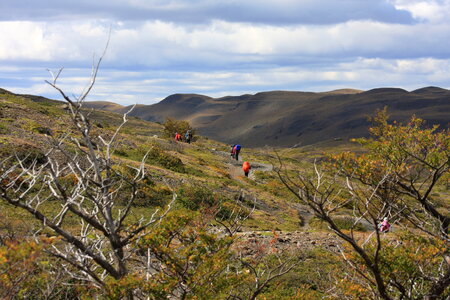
[83, 87, 450, 147]
[81, 101, 127, 113]
[5, 86, 448, 147]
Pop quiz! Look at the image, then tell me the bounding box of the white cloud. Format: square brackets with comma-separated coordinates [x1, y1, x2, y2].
[0, 22, 50, 60]
[390, 0, 450, 23]
[0, 21, 110, 62]
[2, 15, 450, 68]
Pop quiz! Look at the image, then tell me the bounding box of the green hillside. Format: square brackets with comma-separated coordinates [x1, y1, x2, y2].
[0, 89, 306, 231]
[0, 89, 449, 299]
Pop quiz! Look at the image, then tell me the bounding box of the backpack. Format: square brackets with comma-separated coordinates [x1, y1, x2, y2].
[235, 144, 241, 151]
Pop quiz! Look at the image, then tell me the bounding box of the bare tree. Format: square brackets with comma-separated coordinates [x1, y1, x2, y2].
[215, 192, 256, 237]
[276, 111, 450, 300]
[228, 230, 300, 300]
[0, 47, 174, 293]
[0, 53, 299, 298]
[276, 159, 393, 299]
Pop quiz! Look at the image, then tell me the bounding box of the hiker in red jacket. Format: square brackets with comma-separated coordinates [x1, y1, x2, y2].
[242, 161, 251, 177]
[174, 132, 182, 141]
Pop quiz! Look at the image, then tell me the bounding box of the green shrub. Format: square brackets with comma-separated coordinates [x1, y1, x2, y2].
[163, 118, 195, 139]
[177, 185, 216, 210]
[115, 145, 186, 173]
[0, 123, 8, 134]
[176, 186, 236, 220]
[34, 126, 52, 135]
[215, 201, 234, 220]
[147, 146, 185, 173]
[114, 148, 129, 157]
[260, 248, 340, 299]
[334, 216, 367, 231]
[309, 216, 367, 232]
[0, 143, 47, 166]
[131, 183, 173, 207]
[108, 169, 173, 208]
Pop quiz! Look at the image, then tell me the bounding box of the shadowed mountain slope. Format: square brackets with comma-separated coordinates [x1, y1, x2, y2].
[84, 87, 449, 147]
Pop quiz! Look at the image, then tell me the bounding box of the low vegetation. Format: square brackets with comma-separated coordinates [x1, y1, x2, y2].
[0, 80, 449, 299]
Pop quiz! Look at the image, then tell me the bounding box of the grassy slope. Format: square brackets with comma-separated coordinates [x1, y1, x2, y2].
[0, 91, 306, 232]
[1, 90, 449, 234]
[2, 90, 450, 299]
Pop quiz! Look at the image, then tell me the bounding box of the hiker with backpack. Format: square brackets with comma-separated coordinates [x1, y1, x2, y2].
[174, 132, 182, 141]
[230, 144, 236, 159]
[233, 144, 241, 161]
[242, 161, 251, 177]
[185, 130, 192, 144]
[379, 217, 391, 233]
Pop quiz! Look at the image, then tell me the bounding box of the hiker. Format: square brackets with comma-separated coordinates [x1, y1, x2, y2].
[230, 144, 236, 159]
[174, 132, 182, 141]
[379, 217, 391, 233]
[242, 161, 251, 177]
[233, 144, 241, 161]
[185, 130, 192, 144]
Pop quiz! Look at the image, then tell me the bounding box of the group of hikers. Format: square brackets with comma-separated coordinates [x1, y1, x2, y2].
[174, 134, 251, 177]
[174, 130, 193, 144]
[230, 144, 251, 177]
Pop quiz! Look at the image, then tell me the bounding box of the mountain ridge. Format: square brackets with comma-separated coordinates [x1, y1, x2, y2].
[4, 87, 449, 147]
[83, 86, 449, 147]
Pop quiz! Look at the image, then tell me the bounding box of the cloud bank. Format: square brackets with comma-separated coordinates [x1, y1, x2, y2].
[1, 0, 449, 104]
[0, 0, 413, 24]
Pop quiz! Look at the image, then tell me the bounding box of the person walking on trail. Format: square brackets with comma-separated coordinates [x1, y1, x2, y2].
[379, 217, 391, 233]
[185, 130, 192, 144]
[242, 161, 251, 177]
[174, 132, 182, 141]
[230, 144, 236, 159]
[233, 144, 241, 161]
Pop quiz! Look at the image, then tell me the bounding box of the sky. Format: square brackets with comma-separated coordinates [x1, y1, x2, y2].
[1, 0, 450, 105]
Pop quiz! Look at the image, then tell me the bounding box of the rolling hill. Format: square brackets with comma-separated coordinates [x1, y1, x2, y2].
[84, 87, 450, 147]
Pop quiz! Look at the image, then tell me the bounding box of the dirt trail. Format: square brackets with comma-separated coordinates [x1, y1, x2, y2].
[228, 160, 273, 180]
[212, 149, 374, 235]
[213, 149, 316, 227]
[219, 151, 273, 180]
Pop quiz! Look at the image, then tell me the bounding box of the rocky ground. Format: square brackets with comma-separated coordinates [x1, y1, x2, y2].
[235, 230, 342, 257]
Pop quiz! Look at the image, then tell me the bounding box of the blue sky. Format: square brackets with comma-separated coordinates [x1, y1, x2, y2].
[1, 0, 450, 105]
